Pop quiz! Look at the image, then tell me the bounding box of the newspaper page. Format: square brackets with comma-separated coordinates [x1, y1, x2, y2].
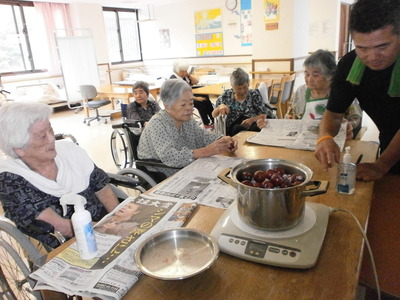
[146, 155, 244, 209]
[30, 196, 197, 300]
[246, 119, 347, 151]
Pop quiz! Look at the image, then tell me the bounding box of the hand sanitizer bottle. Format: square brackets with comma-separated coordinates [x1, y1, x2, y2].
[336, 146, 356, 195]
[60, 193, 98, 260]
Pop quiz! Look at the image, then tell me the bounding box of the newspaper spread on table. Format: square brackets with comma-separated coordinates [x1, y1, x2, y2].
[30, 196, 197, 300]
[146, 155, 244, 208]
[246, 119, 347, 151]
[30, 156, 244, 299]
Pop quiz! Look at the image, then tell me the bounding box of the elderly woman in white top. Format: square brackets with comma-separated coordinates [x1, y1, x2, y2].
[257, 49, 362, 139]
[0, 102, 119, 248]
[138, 79, 237, 179]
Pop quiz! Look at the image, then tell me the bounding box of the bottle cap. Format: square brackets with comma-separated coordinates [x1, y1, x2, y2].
[343, 146, 352, 164]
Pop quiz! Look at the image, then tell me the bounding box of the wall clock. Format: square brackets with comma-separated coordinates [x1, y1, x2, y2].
[226, 0, 238, 11]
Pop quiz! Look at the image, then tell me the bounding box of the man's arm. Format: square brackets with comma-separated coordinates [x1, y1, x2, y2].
[357, 130, 400, 181]
[314, 110, 345, 170]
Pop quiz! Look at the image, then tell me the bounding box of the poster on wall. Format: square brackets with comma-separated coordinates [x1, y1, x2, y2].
[194, 9, 222, 33]
[195, 33, 223, 56]
[264, 0, 279, 22]
[240, 0, 252, 46]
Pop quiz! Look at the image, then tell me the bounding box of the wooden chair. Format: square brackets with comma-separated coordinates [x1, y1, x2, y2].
[269, 73, 296, 119]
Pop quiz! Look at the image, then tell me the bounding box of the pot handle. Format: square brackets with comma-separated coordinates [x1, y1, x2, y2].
[218, 168, 237, 188]
[300, 180, 330, 197]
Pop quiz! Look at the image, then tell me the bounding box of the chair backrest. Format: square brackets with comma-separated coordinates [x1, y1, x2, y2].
[256, 80, 273, 104]
[269, 73, 296, 118]
[280, 74, 296, 104]
[79, 85, 98, 100]
[121, 103, 128, 119]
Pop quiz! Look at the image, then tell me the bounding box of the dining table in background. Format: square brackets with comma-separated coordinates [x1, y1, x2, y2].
[193, 77, 283, 96]
[42, 131, 379, 300]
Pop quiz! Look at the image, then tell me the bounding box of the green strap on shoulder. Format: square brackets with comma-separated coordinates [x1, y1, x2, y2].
[346, 55, 400, 97]
[346, 56, 365, 85]
[388, 55, 400, 97]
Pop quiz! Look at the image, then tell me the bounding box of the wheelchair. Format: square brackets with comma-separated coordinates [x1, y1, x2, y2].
[0, 134, 158, 300]
[0, 168, 157, 300]
[110, 105, 180, 183]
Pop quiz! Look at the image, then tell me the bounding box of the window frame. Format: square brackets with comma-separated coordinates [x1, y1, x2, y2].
[103, 7, 143, 65]
[0, 0, 47, 76]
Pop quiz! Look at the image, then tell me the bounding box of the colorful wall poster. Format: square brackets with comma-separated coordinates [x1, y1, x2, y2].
[194, 9, 222, 33]
[195, 32, 223, 56]
[264, 0, 279, 22]
[240, 0, 252, 46]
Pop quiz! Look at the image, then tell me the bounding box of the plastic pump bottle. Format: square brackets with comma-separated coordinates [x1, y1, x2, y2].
[60, 193, 98, 260]
[336, 146, 356, 195]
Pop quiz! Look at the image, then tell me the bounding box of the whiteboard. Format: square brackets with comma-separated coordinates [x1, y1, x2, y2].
[56, 32, 100, 102]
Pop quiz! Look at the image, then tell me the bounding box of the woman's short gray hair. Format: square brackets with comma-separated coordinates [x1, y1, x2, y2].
[172, 59, 189, 74]
[304, 49, 337, 80]
[0, 102, 53, 158]
[160, 79, 192, 107]
[230, 68, 250, 87]
[132, 81, 149, 96]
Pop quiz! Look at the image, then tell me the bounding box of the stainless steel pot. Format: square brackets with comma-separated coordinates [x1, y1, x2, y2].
[219, 159, 329, 231]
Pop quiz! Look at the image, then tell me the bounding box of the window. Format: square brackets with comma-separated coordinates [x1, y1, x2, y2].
[0, 1, 48, 74]
[103, 7, 142, 64]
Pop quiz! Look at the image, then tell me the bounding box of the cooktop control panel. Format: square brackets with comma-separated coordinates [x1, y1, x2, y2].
[218, 233, 300, 264]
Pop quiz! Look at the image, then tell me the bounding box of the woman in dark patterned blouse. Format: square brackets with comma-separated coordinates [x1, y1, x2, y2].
[0, 102, 120, 247]
[126, 81, 161, 126]
[212, 68, 274, 136]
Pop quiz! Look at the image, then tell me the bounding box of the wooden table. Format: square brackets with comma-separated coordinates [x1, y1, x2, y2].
[97, 85, 133, 107]
[43, 131, 379, 300]
[193, 78, 282, 96]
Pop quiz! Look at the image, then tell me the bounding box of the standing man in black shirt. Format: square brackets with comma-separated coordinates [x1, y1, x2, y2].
[315, 0, 400, 181]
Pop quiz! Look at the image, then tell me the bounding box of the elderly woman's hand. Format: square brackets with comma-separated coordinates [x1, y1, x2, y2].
[212, 136, 237, 153]
[192, 136, 238, 159]
[217, 104, 230, 115]
[194, 96, 207, 101]
[256, 115, 268, 129]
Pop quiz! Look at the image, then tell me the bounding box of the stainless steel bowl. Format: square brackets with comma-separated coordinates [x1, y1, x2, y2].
[134, 228, 219, 280]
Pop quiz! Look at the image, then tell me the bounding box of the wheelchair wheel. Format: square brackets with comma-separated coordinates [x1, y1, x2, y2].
[110, 129, 131, 169]
[0, 220, 44, 300]
[0, 266, 15, 300]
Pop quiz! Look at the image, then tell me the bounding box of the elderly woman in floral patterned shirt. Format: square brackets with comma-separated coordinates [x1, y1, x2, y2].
[212, 68, 274, 136]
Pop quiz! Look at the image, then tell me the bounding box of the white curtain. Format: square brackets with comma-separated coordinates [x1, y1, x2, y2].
[33, 2, 72, 75]
[55, 29, 100, 102]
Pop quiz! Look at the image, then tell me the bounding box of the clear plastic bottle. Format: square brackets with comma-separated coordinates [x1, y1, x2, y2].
[60, 193, 98, 260]
[336, 146, 356, 195]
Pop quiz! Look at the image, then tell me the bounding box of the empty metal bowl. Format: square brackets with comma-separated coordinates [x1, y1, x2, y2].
[134, 228, 219, 280]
